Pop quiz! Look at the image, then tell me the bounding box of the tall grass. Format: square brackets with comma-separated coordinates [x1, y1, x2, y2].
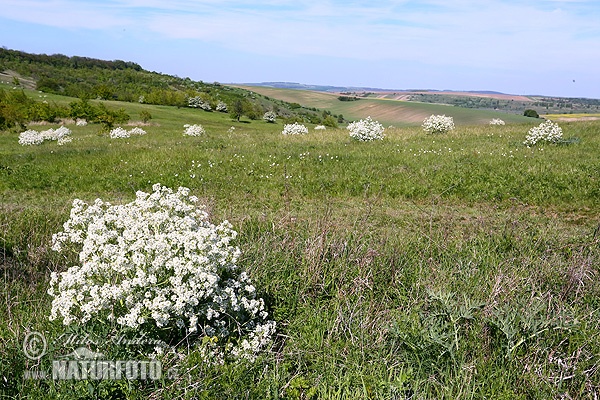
[1, 106, 598, 398]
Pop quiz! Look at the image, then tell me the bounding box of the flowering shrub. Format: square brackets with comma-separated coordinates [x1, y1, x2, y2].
[489, 118, 505, 126]
[282, 123, 308, 135]
[422, 114, 455, 134]
[18, 130, 44, 146]
[524, 120, 563, 146]
[263, 111, 277, 123]
[314, 125, 326, 130]
[183, 124, 206, 137]
[18, 126, 72, 146]
[347, 116, 384, 141]
[109, 127, 130, 139]
[216, 101, 228, 113]
[49, 184, 276, 361]
[188, 96, 212, 111]
[76, 119, 88, 126]
[129, 127, 147, 136]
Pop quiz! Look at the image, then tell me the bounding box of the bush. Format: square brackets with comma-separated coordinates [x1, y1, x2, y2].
[524, 109, 539, 118]
[347, 116, 385, 141]
[263, 111, 277, 123]
[183, 124, 205, 136]
[49, 184, 276, 362]
[422, 114, 455, 134]
[282, 122, 308, 135]
[524, 120, 563, 146]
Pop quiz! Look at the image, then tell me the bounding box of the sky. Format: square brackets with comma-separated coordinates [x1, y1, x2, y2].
[1, 0, 599, 98]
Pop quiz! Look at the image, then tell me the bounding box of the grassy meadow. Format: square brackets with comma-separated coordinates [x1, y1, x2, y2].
[1, 97, 599, 399]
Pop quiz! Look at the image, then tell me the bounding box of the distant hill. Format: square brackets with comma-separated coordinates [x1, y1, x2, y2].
[236, 85, 535, 126]
[245, 82, 600, 117]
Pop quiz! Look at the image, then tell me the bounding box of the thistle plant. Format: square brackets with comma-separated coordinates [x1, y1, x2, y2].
[347, 116, 384, 141]
[422, 114, 455, 134]
[49, 184, 275, 362]
[282, 122, 308, 135]
[524, 120, 563, 146]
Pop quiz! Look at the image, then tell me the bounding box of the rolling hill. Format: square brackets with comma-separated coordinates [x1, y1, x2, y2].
[236, 85, 535, 126]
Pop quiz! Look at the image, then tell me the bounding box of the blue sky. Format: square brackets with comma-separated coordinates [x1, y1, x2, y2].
[1, 0, 599, 98]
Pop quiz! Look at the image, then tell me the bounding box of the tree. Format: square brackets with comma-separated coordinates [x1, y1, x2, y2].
[230, 99, 245, 122]
[524, 109, 539, 118]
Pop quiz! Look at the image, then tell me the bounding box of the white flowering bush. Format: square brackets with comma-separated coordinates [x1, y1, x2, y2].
[524, 120, 563, 146]
[188, 96, 212, 111]
[109, 127, 147, 138]
[422, 114, 455, 134]
[49, 184, 275, 361]
[314, 125, 326, 130]
[347, 116, 385, 141]
[263, 111, 277, 123]
[183, 124, 206, 137]
[76, 119, 88, 126]
[282, 123, 308, 135]
[18, 126, 72, 146]
[18, 130, 44, 146]
[216, 101, 228, 113]
[489, 118, 505, 126]
[109, 127, 130, 139]
[129, 127, 147, 136]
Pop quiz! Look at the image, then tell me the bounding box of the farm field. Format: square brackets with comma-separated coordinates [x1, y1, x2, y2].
[237, 85, 536, 127]
[1, 98, 599, 398]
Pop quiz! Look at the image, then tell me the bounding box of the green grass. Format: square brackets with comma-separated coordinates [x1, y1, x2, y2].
[238, 85, 535, 126]
[1, 101, 599, 399]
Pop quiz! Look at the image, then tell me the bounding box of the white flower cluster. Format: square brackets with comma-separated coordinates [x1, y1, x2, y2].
[183, 124, 206, 137]
[263, 111, 277, 123]
[347, 116, 385, 141]
[129, 127, 147, 136]
[49, 184, 275, 361]
[216, 101, 228, 113]
[18, 126, 72, 146]
[282, 123, 308, 135]
[524, 120, 563, 146]
[188, 96, 212, 111]
[489, 118, 505, 126]
[314, 125, 326, 130]
[76, 119, 88, 126]
[109, 127, 147, 139]
[422, 114, 455, 134]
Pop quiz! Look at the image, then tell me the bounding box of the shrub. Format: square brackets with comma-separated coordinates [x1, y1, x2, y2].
[183, 124, 206, 136]
[216, 101, 228, 113]
[49, 184, 276, 362]
[422, 114, 455, 134]
[314, 125, 326, 130]
[263, 111, 277, 123]
[282, 122, 308, 135]
[524, 120, 563, 146]
[18, 126, 72, 145]
[524, 109, 539, 118]
[109, 127, 130, 139]
[347, 116, 385, 141]
[129, 127, 147, 136]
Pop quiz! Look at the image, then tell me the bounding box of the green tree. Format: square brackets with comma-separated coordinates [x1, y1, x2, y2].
[524, 109, 539, 118]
